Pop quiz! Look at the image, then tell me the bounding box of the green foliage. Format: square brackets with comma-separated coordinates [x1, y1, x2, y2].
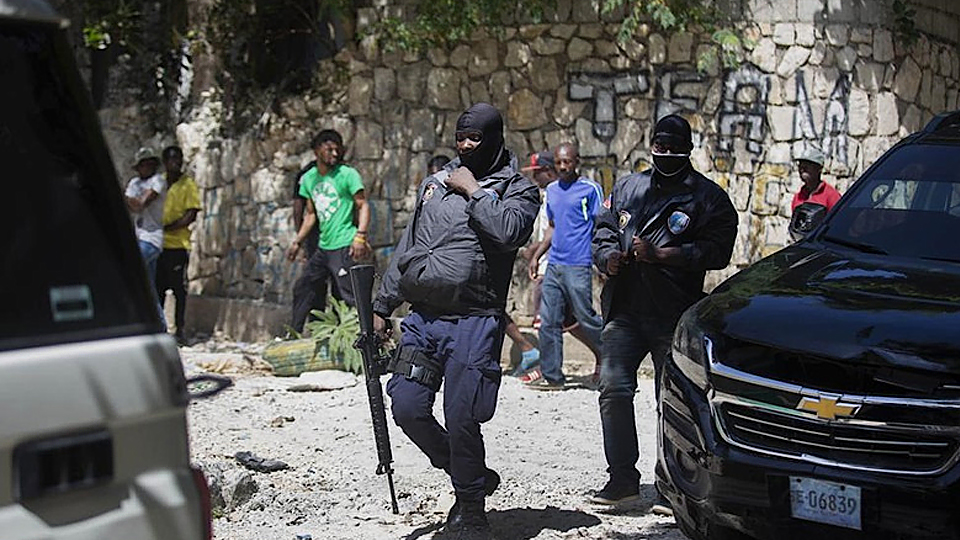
[368, 0, 549, 51]
[602, 0, 747, 72]
[80, 0, 141, 50]
[304, 298, 363, 375]
[891, 0, 918, 45]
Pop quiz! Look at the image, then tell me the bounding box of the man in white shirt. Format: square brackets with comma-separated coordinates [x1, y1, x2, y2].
[125, 146, 167, 327]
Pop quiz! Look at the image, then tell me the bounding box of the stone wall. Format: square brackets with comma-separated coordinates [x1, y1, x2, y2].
[95, 0, 960, 338]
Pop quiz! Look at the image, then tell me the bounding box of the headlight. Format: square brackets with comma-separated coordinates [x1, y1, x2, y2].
[672, 309, 710, 389]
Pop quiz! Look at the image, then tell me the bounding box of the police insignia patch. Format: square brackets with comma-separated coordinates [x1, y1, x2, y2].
[422, 183, 437, 202]
[668, 210, 691, 235]
[618, 210, 631, 231]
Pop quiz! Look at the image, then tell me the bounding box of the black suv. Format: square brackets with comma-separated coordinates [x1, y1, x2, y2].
[657, 111, 960, 540]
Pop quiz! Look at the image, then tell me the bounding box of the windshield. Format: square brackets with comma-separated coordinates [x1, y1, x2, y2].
[821, 144, 960, 262]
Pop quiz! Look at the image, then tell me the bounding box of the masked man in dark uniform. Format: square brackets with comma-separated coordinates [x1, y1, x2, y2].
[589, 115, 738, 510]
[372, 103, 540, 539]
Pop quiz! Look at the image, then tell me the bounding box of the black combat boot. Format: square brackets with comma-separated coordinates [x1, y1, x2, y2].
[446, 468, 500, 530]
[446, 499, 493, 540]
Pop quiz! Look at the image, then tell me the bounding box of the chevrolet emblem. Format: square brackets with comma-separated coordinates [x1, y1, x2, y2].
[797, 395, 860, 420]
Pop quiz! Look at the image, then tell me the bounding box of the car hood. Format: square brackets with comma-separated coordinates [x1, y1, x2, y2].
[699, 244, 960, 374]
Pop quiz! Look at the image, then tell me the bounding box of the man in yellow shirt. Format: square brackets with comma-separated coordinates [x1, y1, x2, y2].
[157, 146, 201, 344]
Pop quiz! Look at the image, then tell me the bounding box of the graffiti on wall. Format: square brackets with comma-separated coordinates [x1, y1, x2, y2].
[717, 64, 770, 157]
[568, 71, 651, 140]
[795, 70, 850, 165]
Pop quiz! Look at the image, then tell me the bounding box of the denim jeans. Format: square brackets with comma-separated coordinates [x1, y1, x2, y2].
[138, 240, 167, 331]
[538, 263, 602, 384]
[598, 313, 673, 486]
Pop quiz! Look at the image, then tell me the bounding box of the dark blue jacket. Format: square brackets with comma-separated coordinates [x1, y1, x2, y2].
[374, 157, 540, 317]
[593, 168, 738, 323]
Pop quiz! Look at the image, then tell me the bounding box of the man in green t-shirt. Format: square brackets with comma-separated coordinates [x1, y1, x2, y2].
[287, 129, 371, 332]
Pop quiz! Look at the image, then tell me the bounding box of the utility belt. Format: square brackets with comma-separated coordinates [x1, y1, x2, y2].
[387, 345, 443, 392]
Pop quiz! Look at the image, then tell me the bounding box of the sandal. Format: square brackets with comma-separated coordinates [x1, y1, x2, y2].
[518, 368, 542, 384]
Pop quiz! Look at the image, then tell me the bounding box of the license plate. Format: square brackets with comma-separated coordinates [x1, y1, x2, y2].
[789, 476, 862, 530]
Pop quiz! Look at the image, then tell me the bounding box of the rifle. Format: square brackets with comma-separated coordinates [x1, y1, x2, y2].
[349, 264, 399, 514]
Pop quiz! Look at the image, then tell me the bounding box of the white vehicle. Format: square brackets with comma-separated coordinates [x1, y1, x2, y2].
[0, 1, 226, 538]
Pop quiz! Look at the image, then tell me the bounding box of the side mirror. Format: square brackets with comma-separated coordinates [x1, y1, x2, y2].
[789, 202, 828, 242]
[185, 374, 232, 400]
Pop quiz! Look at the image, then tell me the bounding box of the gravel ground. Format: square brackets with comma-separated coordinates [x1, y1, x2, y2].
[182, 337, 686, 540]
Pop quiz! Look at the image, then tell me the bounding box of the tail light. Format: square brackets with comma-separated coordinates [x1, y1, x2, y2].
[190, 466, 213, 540]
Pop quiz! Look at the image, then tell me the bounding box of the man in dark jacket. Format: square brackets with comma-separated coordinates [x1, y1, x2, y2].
[372, 103, 540, 539]
[588, 115, 738, 510]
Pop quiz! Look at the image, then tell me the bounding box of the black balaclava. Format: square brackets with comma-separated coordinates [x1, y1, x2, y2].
[651, 114, 693, 179]
[456, 102, 507, 178]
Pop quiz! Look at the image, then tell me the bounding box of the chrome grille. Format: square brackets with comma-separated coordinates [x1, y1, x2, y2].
[718, 402, 959, 474]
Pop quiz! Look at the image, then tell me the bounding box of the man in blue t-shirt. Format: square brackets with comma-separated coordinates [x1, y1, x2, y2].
[525, 142, 604, 389]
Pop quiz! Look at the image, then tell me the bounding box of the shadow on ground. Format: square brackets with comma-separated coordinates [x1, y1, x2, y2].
[404, 506, 603, 540]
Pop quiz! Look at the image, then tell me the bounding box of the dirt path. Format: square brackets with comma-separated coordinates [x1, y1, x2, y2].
[183, 340, 686, 540]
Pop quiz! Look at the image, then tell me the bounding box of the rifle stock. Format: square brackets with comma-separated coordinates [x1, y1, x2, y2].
[349, 264, 399, 514]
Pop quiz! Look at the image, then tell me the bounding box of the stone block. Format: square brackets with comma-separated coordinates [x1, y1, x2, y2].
[468, 40, 500, 77]
[768, 106, 797, 141]
[902, 103, 922, 134]
[489, 72, 513, 112]
[824, 24, 848, 46]
[572, 0, 600, 22]
[246, 170, 278, 209]
[648, 34, 666, 64]
[397, 62, 427, 102]
[668, 32, 694, 63]
[751, 38, 778, 73]
[595, 39, 620, 58]
[931, 76, 947, 113]
[728, 174, 752, 212]
[848, 86, 871, 136]
[348, 77, 372, 116]
[850, 27, 872, 44]
[578, 23, 604, 39]
[862, 136, 894, 167]
[575, 118, 608, 158]
[353, 121, 384, 160]
[505, 41, 531, 68]
[893, 57, 922, 102]
[752, 163, 791, 216]
[777, 46, 811, 77]
[813, 67, 840, 98]
[507, 88, 546, 131]
[407, 109, 436, 152]
[449, 45, 471, 68]
[940, 46, 954, 78]
[530, 56, 561, 92]
[797, 0, 824, 21]
[550, 24, 578, 39]
[857, 44, 872, 58]
[373, 68, 396, 102]
[873, 29, 894, 63]
[469, 80, 491, 106]
[768, 142, 793, 163]
[568, 37, 593, 62]
[826, 0, 857, 23]
[855, 62, 884, 92]
[919, 69, 933, 109]
[773, 23, 795, 46]
[532, 36, 566, 56]
[426, 68, 462, 110]
[875, 92, 899, 136]
[835, 46, 857, 72]
[610, 119, 643, 166]
[795, 23, 816, 46]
